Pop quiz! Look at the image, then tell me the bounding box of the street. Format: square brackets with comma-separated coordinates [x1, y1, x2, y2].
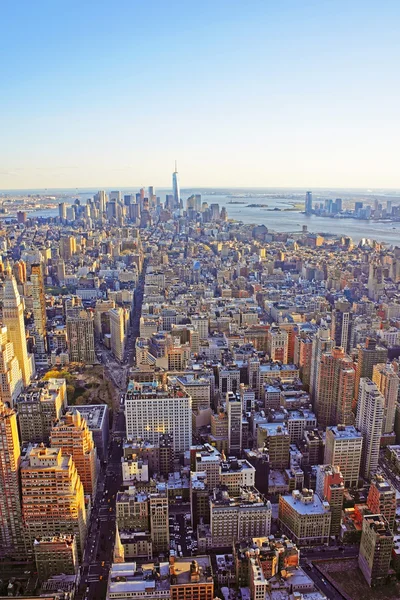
[75, 410, 125, 600]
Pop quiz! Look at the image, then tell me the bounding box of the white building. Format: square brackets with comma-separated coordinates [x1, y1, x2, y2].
[356, 378, 384, 480]
[373, 363, 399, 434]
[125, 381, 192, 455]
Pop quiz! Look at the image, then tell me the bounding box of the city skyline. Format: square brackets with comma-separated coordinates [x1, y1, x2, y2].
[1, 1, 400, 189]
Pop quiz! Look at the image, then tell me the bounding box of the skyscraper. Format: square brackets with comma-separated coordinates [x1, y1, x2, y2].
[21, 446, 87, 556]
[0, 402, 27, 558]
[332, 299, 353, 353]
[356, 378, 384, 480]
[226, 392, 242, 456]
[66, 298, 96, 364]
[3, 269, 33, 386]
[0, 326, 23, 407]
[31, 263, 48, 364]
[354, 338, 388, 403]
[109, 307, 126, 362]
[315, 346, 355, 428]
[58, 202, 66, 220]
[309, 326, 333, 403]
[372, 363, 399, 434]
[172, 161, 180, 209]
[50, 410, 99, 497]
[324, 425, 363, 488]
[305, 191, 313, 214]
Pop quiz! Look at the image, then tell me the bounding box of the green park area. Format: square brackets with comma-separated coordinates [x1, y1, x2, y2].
[43, 364, 115, 408]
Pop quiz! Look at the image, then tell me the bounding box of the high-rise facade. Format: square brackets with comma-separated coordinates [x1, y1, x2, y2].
[316, 465, 344, 536]
[354, 337, 388, 402]
[0, 402, 27, 558]
[172, 161, 180, 209]
[17, 380, 65, 444]
[50, 410, 99, 497]
[109, 307, 126, 362]
[31, 263, 48, 363]
[367, 475, 396, 531]
[305, 191, 313, 214]
[356, 378, 384, 480]
[66, 301, 96, 364]
[0, 326, 23, 407]
[267, 326, 289, 363]
[372, 363, 399, 434]
[226, 392, 242, 456]
[149, 488, 169, 553]
[332, 300, 353, 353]
[358, 515, 393, 587]
[310, 326, 333, 402]
[125, 381, 192, 455]
[324, 425, 363, 488]
[31, 263, 47, 336]
[315, 347, 355, 428]
[3, 270, 32, 386]
[21, 446, 87, 556]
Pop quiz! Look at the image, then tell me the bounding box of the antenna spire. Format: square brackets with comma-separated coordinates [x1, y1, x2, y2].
[175, 160, 177, 173]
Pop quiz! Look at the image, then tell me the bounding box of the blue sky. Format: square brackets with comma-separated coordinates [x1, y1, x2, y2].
[1, 0, 399, 189]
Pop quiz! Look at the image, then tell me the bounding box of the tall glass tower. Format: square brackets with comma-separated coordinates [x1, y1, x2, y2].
[172, 161, 180, 209]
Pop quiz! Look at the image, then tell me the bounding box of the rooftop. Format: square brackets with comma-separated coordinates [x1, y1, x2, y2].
[72, 404, 107, 429]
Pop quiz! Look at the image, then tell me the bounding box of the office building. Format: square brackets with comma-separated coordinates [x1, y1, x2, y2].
[72, 404, 109, 460]
[367, 475, 396, 531]
[279, 489, 331, 546]
[226, 392, 242, 455]
[332, 300, 353, 352]
[316, 465, 344, 536]
[34, 535, 78, 581]
[149, 486, 169, 553]
[354, 338, 388, 402]
[31, 263, 47, 336]
[3, 269, 33, 386]
[17, 379, 65, 444]
[50, 410, 99, 497]
[0, 402, 27, 558]
[59, 235, 76, 260]
[309, 326, 333, 402]
[125, 381, 192, 455]
[0, 325, 23, 407]
[21, 446, 87, 556]
[116, 486, 150, 531]
[106, 558, 214, 600]
[109, 307, 126, 362]
[315, 346, 355, 428]
[256, 423, 290, 469]
[356, 378, 384, 480]
[172, 161, 180, 209]
[305, 191, 313, 214]
[324, 425, 363, 488]
[358, 515, 393, 587]
[267, 326, 289, 363]
[194, 444, 222, 490]
[372, 363, 399, 434]
[210, 487, 271, 547]
[175, 375, 210, 411]
[58, 203, 66, 220]
[66, 300, 96, 364]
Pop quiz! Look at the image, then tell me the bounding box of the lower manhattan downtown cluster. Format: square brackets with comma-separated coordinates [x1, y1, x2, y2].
[3, 175, 400, 600]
